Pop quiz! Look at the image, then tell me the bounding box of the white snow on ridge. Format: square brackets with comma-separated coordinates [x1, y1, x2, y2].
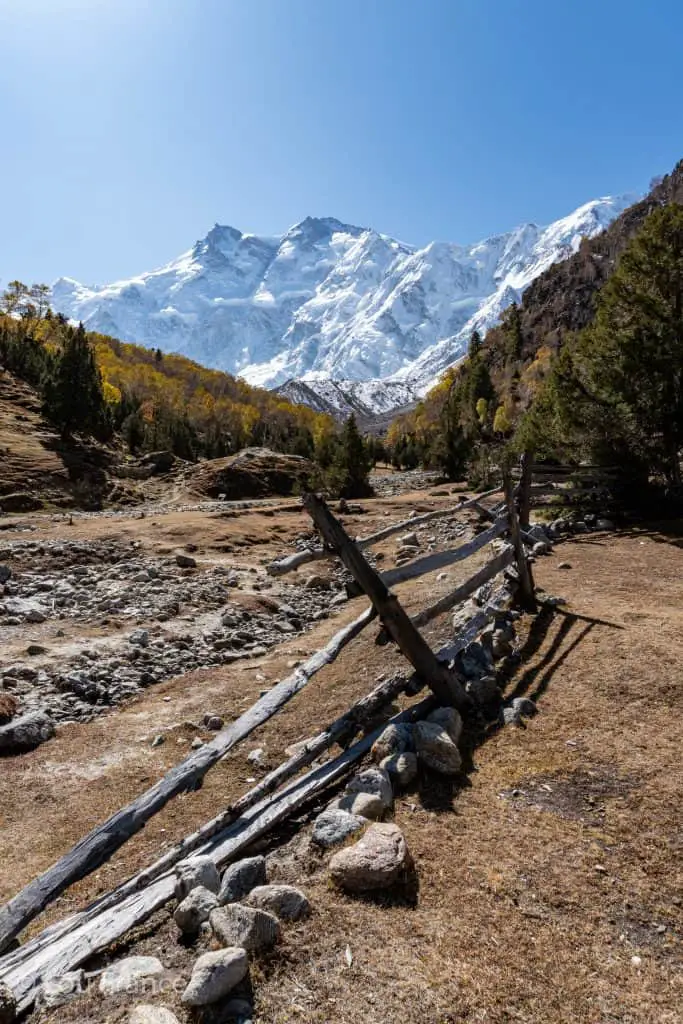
[50, 195, 637, 412]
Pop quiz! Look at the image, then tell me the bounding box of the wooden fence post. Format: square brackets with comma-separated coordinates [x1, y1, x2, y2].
[302, 493, 468, 710]
[503, 470, 536, 612]
[518, 451, 533, 530]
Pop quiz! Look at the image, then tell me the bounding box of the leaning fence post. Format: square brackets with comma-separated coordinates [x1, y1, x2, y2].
[503, 469, 536, 612]
[518, 451, 533, 530]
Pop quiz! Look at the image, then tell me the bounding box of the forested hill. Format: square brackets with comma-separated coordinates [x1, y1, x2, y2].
[483, 160, 683, 371]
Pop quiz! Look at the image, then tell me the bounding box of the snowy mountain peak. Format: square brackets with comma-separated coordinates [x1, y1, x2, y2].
[49, 192, 637, 406]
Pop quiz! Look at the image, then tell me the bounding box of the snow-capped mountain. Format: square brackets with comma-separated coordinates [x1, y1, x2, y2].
[275, 378, 420, 420]
[51, 195, 636, 409]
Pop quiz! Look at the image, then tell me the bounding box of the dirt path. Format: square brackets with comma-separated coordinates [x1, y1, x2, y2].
[1, 514, 682, 1023]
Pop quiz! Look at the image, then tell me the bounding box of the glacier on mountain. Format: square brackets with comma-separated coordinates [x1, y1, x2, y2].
[50, 195, 636, 410]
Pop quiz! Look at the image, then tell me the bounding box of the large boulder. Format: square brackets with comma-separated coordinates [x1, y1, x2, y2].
[244, 884, 310, 922]
[174, 856, 220, 900]
[182, 948, 248, 1007]
[188, 448, 315, 501]
[329, 823, 411, 893]
[0, 711, 55, 755]
[218, 855, 267, 904]
[99, 956, 164, 996]
[413, 721, 462, 775]
[209, 903, 280, 953]
[311, 808, 366, 848]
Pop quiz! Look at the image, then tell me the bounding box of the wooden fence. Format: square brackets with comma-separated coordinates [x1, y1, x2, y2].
[0, 470, 537, 1012]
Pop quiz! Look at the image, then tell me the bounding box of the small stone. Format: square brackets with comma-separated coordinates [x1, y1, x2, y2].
[380, 751, 418, 788]
[129, 628, 149, 647]
[99, 956, 164, 996]
[36, 970, 85, 1010]
[176, 553, 197, 568]
[304, 574, 331, 590]
[557, 562, 572, 570]
[631, 955, 642, 967]
[247, 747, 264, 765]
[337, 767, 393, 819]
[0, 982, 17, 1024]
[25, 608, 46, 624]
[466, 675, 500, 705]
[151, 734, 165, 747]
[329, 823, 411, 893]
[0, 565, 11, 584]
[426, 706, 463, 745]
[26, 644, 48, 656]
[174, 856, 220, 900]
[532, 541, 551, 556]
[191, 737, 204, 749]
[209, 903, 280, 952]
[244, 884, 310, 921]
[510, 696, 537, 717]
[129, 1007, 181, 1024]
[371, 722, 414, 761]
[311, 808, 367, 848]
[413, 721, 462, 775]
[174, 885, 219, 935]
[399, 532, 419, 548]
[182, 947, 249, 1007]
[218, 855, 267, 904]
[203, 714, 224, 731]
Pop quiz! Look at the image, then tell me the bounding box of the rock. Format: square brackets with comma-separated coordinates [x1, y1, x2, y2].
[182, 947, 249, 1007]
[596, 518, 615, 531]
[244, 884, 310, 921]
[337, 767, 393, 819]
[466, 675, 500, 705]
[151, 734, 165, 747]
[247, 747, 264, 765]
[399, 532, 419, 548]
[221, 998, 254, 1023]
[0, 711, 55, 755]
[174, 885, 219, 935]
[25, 608, 46, 624]
[129, 1006, 181, 1024]
[491, 635, 513, 659]
[0, 694, 19, 726]
[218, 855, 267, 904]
[175, 552, 197, 568]
[527, 524, 550, 543]
[426, 706, 463, 745]
[558, 561, 572, 570]
[36, 971, 85, 1009]
[380, 751, 418, 788]
[0, 982, 17, 1024]
[329, 823, 411, 893]
[0, 565, 11, 584]
[509, 696, 538, 717]
[129, 629, 149, 647]
[502, 706, 522, 726]
[311, 808, 367, 848]
[203, 713, 224, 731]
[532, 541, 551, 556]
[413, 721, 462, 775]
[191, 737, 203, 749]
[209, 903, 280, 952]
[26, 644, 47, 656]
[304, 574, 331, 591]
[371, 722, 413, 761]
[174, 856, 220, 900]
[457, 640, 493, 678]
[99, 956, 164, 996]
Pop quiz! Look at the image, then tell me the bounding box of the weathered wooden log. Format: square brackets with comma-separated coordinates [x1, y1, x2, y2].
[379, 517, 508, 589]
[517, 452, 533, 530]
[0, 669, 412, 978]
[1, 699, 432, 1012]
[266, 486, 502, 576]
[0, 603, 376, 954]
[303, 493, 467, 710]
[503, 472, 536, 612]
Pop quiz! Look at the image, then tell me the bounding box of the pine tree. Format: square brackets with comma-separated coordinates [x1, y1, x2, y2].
[521, 204, 683, 485]
[42, 323, 110, 439]
[330, 414, 373, 497]
[502, 302, 523, 362]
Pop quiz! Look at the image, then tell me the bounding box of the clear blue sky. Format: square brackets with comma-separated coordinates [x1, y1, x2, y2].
[2, 0, 681, 286]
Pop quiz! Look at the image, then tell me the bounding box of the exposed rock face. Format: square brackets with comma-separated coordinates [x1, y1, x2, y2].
[329, 823, 411, 893]
[218, 855, 267, 904]
[174, 856, 221, 900]
[244, 884, 310, 921]
[311, 808, 367, 848]
[187, 448, 315, 500]
[209, 903, 280, 952]
[98, 956, 164, 996]
[182, 948, 249, 1007]
[413, 721, 462, 775]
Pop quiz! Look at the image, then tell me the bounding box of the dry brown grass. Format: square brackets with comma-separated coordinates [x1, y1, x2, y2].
[1, 509, 681, 1023]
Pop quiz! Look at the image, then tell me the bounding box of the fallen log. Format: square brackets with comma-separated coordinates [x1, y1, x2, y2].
[266, 486, 502, 576]
[0, 668, 412, 979]
[0, 603, 376, 954]
[1, 698, 432, 1012]
[379, 516, 508, 589]
[303, 493, 467, 710]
